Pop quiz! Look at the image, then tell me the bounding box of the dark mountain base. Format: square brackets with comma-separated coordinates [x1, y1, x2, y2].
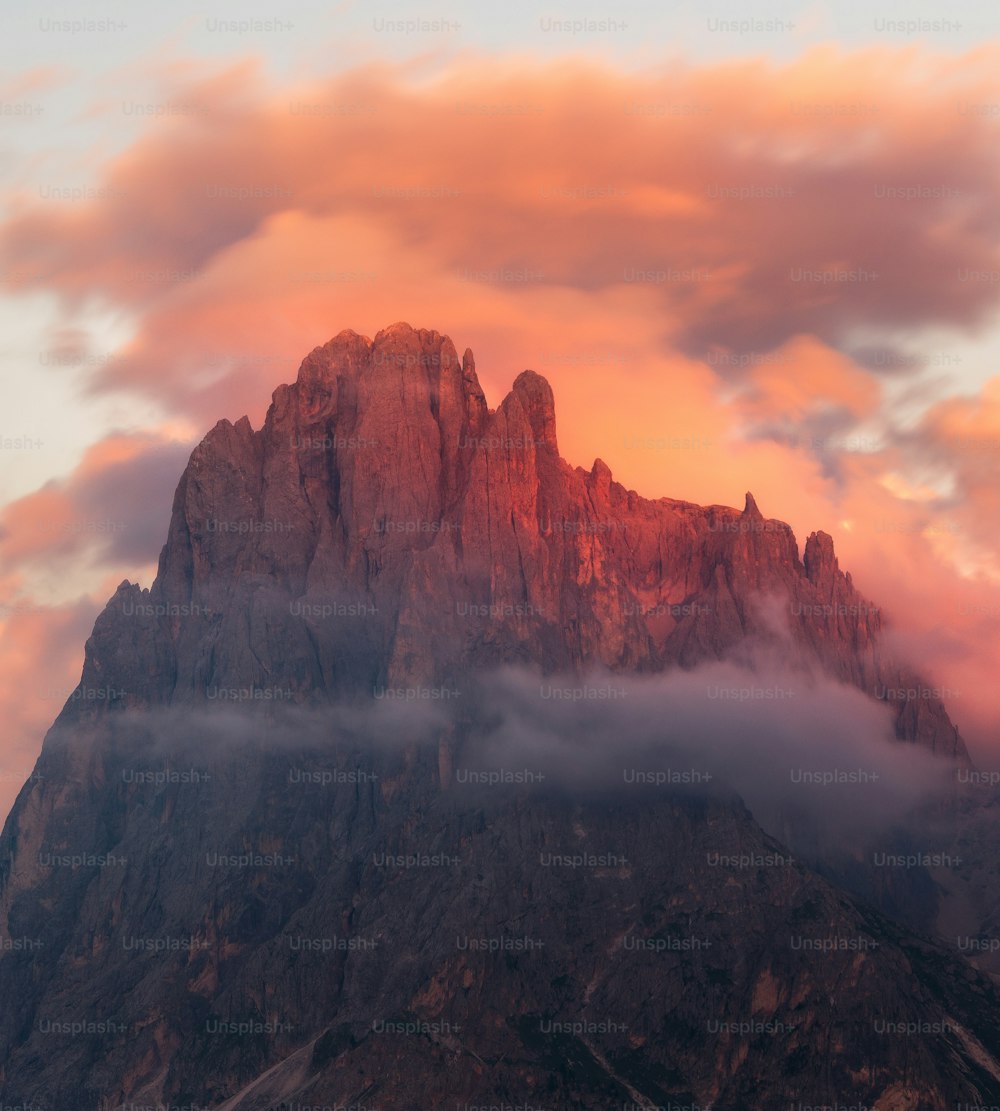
[1, 726, 999, 1110]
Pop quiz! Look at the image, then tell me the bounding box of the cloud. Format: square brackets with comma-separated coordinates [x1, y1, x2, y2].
[459, 662, 953, 855]
[0, 66, 70, 101]
[0, 599, 98, 824]
[4, 48, 1000, 417]
[0, 431, 193, 823]
[0, 431, 192, 591]
[29, 656, 950, 863]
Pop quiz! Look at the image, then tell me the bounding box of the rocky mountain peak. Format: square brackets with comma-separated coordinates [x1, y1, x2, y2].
[742, 490, 763, 520]
[588, 457, 614, 497]
[804, 529, 839, 589]
[509, 369, 558, 453]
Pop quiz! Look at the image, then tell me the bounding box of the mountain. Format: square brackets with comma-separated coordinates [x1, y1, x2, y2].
[100, 323, 965, 751]
[0, 322, 994, 1110]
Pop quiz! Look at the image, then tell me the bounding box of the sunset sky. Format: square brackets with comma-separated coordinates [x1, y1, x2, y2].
[2, 4, 1000, 820]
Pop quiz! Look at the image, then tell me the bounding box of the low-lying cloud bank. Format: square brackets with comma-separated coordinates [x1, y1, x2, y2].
[462, 663, 952, 846]
[31, 656, 954, 859]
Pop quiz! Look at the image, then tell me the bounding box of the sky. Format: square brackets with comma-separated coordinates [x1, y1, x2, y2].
[1, 2, 999, 822]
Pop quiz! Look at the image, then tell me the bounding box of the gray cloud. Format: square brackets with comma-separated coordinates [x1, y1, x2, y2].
[458, 662, 951, 853]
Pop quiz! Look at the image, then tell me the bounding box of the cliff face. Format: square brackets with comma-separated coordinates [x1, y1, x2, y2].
[0, 323, 990, 1110]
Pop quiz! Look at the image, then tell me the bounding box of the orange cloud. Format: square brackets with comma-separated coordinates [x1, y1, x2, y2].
[5, 48, 1000, 389]
[0, 432, 192, 597]
[0, 599, 100, 825]
[0, 431, 196, 822]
